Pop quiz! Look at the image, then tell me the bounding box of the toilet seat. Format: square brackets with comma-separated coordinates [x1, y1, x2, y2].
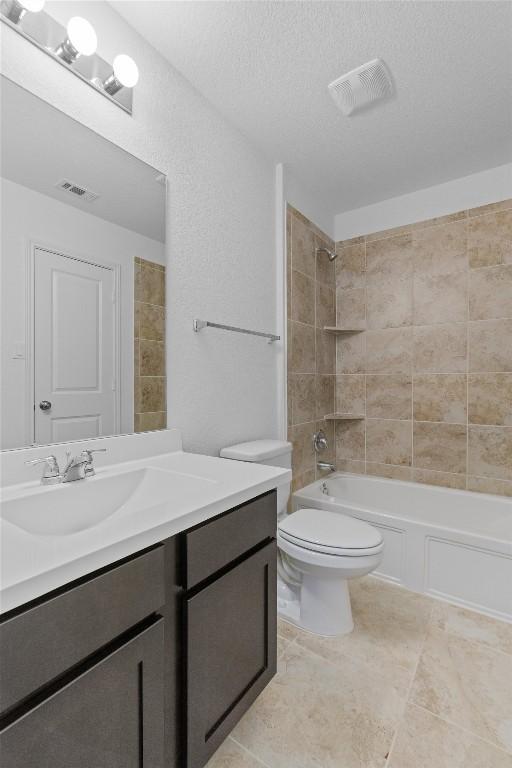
[278, 508, 383, 557]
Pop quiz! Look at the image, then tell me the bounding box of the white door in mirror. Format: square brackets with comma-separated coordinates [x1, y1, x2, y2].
[34, 247, 117, 444]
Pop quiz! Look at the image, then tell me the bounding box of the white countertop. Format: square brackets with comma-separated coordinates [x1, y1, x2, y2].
[0, 441, 290, 614]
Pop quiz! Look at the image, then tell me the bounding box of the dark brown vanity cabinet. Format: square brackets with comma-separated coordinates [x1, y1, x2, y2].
[0, 489, 277, 768]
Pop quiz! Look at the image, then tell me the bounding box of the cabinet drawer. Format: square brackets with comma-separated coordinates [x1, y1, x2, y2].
[186, 541, 277, 768]
[185, 490, 276, 588]
[0, 546, 165, 715]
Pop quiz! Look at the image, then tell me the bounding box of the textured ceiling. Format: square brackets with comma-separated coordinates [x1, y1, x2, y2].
[113, 1, 512, 213]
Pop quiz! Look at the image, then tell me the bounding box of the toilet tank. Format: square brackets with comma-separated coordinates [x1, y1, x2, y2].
[220, 440, 292, 516]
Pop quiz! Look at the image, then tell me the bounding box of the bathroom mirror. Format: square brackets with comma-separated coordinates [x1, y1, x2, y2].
[0, 76, 167, 450]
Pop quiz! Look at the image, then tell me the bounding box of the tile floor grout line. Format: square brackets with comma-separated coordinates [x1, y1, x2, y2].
[228, 735, 274, 768]
[408, 701, 512, 757]
[384, 602, 434, 767]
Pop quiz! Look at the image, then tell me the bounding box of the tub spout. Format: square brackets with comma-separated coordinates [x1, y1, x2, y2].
[317, 461, 336, 472]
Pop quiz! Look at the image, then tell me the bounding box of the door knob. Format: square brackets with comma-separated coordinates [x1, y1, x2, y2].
[39, 400, 52, 411]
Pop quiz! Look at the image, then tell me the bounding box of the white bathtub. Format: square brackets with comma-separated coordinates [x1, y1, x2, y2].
[293, 473, 512, 623]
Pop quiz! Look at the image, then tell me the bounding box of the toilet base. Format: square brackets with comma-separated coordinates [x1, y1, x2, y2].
[277, 572, 354, 637]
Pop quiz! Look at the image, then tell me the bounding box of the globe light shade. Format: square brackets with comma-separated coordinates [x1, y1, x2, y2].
[67, 16, 97, 57]
[113, 54, 139, 88]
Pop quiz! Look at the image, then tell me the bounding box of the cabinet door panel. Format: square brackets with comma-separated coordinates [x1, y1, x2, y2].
[0, 620, 164, 768]
[186, 542, 277, 768]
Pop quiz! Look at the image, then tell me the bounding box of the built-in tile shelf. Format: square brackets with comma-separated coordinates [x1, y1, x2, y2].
[324, 413, 365, 421]
[323, 326, 366, 334]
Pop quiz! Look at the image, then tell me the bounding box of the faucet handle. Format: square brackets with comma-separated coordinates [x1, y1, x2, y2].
[80, 447, 107, 477]
[25, 455, 61, 484]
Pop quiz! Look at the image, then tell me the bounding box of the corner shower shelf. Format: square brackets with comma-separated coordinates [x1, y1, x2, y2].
[323, 326, 366, 334]
[324, 413, 365, 421]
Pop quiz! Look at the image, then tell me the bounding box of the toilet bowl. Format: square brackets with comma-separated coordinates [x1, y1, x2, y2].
[219, 440, 384, 637]
[277, 508, 383, 635]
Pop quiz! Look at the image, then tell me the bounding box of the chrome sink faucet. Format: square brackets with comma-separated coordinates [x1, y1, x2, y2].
[26, 448, 107, 485]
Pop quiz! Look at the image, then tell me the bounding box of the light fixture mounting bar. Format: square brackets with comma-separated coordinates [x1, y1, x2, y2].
[0, 7, 134, 114]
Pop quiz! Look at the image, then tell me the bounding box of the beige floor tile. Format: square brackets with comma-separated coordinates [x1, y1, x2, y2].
[206, 738, 269, 768]
[232, 642, 408, 768]
[430, 601, 512, 656]
[294, 577, 432, 677]
[277, 634, 291, 658]
[388, 703, 512, 768]
[411, 628, 512, 752]
[277, 617, 302, 642]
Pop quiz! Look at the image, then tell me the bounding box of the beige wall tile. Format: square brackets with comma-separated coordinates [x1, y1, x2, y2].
[366, 327, 413, 374]
[139, 262, 165, 306]
[413, 323, 467, 373]
[414, 422, 467, 474]
[413, 271, 467, 325]
[140, 339, 165, 377]
[366, 280, 413, 329]
[468, 425, 512, 481]
[412, 220, 467, 277]
[413, 374, 466, 423]
[468, 209, 512, 268]
[336, 332, 365, 374]
[469, 319, 512, 372]
[315, 375, 335, 420]
[139, 304, 165, 341]
[336, 375, 365, 415]
[134, 338, 140, 377]
[468, 373, 512, 426]
[366, 419, 412, 466]
[289, 422, 316, 476]
[287, 377, 293, 426]
[469, 264, 512, 320]
[335, 242, 365, 289]
[336, 459, 366, 474]
[291, 270, 315, 325]
[290, 321, 315, 373]
[291, 468, 315, 493]
[135, 411, 166, 432]
[316, 283, 335, 328]
[467, 475, 512, 497]
[290, 212, 315, 277]
[366, 224, 413, 243]
[138, 377, 166, 413]
[410, 210, 467, 230]
[412, 469, 466, 490]
[291, 374, 316, 425]
[366, 374, 412, 419]
[316, 328, 335, 374]
[335, 419, 365, 461]
[366, 463, 412, 481]
[336, 287, 366, 327]
[366, 234, 413, 284]
[315, 234, 336, 285]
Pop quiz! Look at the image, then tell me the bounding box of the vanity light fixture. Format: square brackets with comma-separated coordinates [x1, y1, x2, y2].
[102, 54, 139, 95]
[2, 0, 44, 24]
[55, 16, 97, 64]
[1, 5, 137, 113]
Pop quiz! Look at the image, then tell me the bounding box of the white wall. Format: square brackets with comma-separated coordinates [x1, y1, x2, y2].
[283, 166, 335, 240]
[1, 0, 279, 455]
[334, 163, 512, 240]
[1, 178, 165, 448]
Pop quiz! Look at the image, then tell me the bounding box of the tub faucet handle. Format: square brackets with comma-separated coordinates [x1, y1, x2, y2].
[313, 430, 328, 453]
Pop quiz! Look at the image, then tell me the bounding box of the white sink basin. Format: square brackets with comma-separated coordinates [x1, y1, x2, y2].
[1, 467, 215, 537]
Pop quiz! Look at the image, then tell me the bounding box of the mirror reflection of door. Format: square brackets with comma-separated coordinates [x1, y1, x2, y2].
[33, 247, 118, 445]
[0, 76, 166, 450]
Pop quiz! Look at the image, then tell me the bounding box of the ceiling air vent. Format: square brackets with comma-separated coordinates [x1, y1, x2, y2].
[328, 59, 393, 116]
[55, 179, 100, 202]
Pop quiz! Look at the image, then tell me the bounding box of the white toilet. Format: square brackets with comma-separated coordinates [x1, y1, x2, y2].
[220, 439, 383, 636]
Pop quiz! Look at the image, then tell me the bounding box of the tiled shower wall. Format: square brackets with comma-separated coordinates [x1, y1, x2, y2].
[134, 257, 167, 432]
[286, 205, 337, 491]
[334, 199, 512, 497]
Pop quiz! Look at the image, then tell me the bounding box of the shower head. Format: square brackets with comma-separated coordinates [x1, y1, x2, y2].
[316, 246, 338, 262]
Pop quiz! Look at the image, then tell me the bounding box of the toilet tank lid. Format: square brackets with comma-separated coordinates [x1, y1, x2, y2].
[220, 440, 292, 462]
